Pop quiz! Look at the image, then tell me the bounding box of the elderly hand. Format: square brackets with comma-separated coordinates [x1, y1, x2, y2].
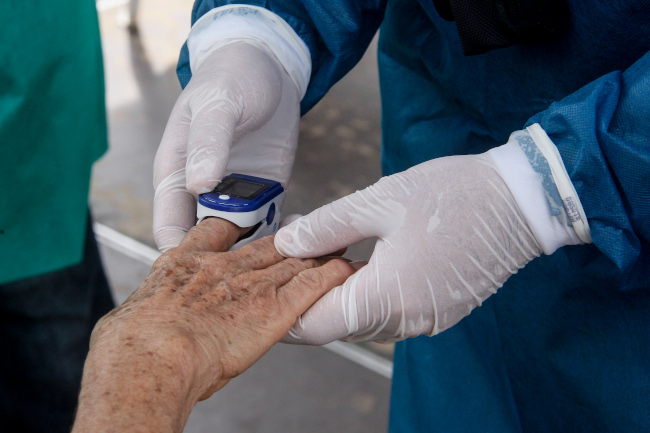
[72, 218, 357, 433]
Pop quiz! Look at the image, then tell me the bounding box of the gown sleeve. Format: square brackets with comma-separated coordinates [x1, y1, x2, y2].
[177, 0, 387, 113]
[527, 51, 650, 291]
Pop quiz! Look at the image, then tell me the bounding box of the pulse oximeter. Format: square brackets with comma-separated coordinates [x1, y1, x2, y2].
[197, 173, 285, 251]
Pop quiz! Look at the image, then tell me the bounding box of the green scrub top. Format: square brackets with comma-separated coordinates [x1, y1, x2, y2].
[0, 1, 108, 284]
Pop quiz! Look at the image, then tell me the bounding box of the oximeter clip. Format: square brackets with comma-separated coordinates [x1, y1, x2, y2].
[197, 174, 285, 251]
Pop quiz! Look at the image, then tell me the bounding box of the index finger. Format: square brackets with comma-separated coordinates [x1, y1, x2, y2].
[174, 218, 249, 254]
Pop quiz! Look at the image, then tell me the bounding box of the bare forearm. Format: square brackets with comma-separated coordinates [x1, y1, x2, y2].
[72, 328, 206, 433]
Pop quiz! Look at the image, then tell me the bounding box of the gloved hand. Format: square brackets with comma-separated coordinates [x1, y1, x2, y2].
[153, 41, 301, 252]
[274, 152, 546, 344]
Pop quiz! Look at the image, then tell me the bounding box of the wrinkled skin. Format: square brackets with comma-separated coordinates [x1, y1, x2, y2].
[73, 218, 357, 433]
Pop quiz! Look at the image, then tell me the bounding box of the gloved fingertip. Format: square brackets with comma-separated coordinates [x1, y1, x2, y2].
[154, 229, 188, 253]
[273, 230, 294, 257]
[186, 178, 220, 196]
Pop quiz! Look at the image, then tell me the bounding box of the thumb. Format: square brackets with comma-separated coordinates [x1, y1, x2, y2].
[185, 104, 239, 195]
[274, 181, 397, 258]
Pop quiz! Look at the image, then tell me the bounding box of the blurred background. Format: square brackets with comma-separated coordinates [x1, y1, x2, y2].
[92, 0, 391, 431]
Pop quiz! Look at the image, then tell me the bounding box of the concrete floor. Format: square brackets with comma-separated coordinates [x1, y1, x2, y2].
[92, 1, 391, 431]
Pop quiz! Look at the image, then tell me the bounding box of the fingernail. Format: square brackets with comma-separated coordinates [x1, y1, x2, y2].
[350, 261, 368, 271]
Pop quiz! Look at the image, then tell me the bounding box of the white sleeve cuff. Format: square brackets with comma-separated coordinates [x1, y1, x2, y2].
[525, 123, 592, 244]
[486, 126, 591, 255]
[187, 5, 312, 99]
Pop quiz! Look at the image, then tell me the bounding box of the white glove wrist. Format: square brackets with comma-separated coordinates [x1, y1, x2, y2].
[486, 124, 591, 255]
[188, 5, 311, 98]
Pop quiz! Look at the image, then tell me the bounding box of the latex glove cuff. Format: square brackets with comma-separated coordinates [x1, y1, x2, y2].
[187, 5, 311, 98]
[487, 123, 592, 255]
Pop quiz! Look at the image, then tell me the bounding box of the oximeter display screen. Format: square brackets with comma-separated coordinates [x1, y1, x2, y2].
[215, 178, 268, 200]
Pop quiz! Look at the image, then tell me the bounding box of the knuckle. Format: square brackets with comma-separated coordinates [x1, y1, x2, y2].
[154, 249, 182, 268]
[185, 223, 205, 239]
[157, 251, 206, 277]
[224, 273, 246, 291]
[295, 267, 326, 289]
[225, 268, 265, 290]
[284, 257, 312, 271]
[257, 275, 280, 292]
[302, 258, 322, 268]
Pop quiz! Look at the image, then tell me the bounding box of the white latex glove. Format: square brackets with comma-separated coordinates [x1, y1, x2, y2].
[274, 131, 588, 344]
[153, 41, 301, 251]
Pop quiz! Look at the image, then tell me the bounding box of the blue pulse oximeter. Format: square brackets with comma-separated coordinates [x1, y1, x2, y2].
[197, 174, 285, 251]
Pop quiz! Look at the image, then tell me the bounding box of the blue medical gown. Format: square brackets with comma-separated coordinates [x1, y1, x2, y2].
[179, 1, 650, 431]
